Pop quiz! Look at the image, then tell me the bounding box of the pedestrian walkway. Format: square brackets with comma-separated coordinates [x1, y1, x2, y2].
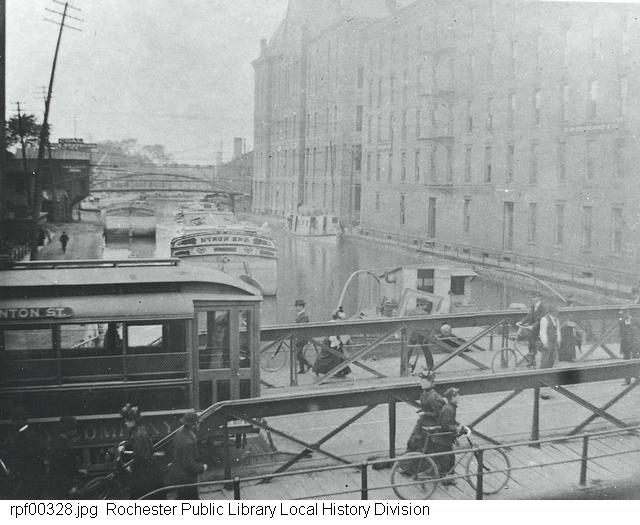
[199, 426, 640, 500]
[37, 211, 104, 261]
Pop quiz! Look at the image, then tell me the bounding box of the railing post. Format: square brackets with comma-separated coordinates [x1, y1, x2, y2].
[290, 335, 297, 386]
[388, 400, 397, 459]
[579, 435, 589, 486]
[360, 460, 369, 500]
[223, 416, 232, 479]
[475, 449, 484, 500]
[233, 476, 241, 499]
[399, 328, 407, 376]
[530, 386, 540, 447]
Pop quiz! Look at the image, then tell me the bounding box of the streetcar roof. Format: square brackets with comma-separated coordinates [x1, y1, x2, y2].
[0, 259, 262, 298]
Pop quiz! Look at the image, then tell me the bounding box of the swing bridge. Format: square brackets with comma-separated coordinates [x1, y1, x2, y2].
[148, 304, 640, 499]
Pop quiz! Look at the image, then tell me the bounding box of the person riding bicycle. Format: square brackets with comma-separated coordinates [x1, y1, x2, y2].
[430, 387, 470, 485]
[406, 370, 444, 453]
[120, 404, 164, 499]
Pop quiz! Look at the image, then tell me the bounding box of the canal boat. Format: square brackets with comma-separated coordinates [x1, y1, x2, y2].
[285, 211, 341, 238]
[102, 200, 156, 238]
[170, 206, 278, 296]
[337, 264, 478, 319]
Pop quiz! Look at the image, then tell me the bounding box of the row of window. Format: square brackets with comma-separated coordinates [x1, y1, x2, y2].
[374, 194, 625, 254]
[363, 138, 626, 186]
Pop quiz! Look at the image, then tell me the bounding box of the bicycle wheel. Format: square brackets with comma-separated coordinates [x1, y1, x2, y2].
[490, 347, 519, 373]
[303, 341, 319, 367]
[464, 448, 511, 495]
[260, 342, 288, 372]
[81, 476, 117, 499]
[390, 453, 439, 500]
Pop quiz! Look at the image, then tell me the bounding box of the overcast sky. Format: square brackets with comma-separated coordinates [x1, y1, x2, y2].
[6, 0, 637, 164]
[6, 0, 288, 164]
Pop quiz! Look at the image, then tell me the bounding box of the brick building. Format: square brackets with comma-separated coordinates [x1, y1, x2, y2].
[255, 0, 640, 271]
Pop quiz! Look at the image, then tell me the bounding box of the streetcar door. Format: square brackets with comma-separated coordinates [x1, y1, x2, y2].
[194, 305, 258, 409]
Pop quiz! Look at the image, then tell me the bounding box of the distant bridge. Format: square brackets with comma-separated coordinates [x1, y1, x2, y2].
[91, 170, 219, 193]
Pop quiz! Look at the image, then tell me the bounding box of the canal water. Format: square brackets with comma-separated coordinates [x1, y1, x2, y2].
[102, 197, 559, 326]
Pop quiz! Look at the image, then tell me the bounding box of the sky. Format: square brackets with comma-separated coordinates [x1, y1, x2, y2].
[6, 0, 638, 165]
[6, 0, 288, 164]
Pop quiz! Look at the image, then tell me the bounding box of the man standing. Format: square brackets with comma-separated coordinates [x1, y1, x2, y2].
[45, 416, 80, 499]
[294, 299, 312, 374]
[619, 306, 640, 385]
[539, 305, 560, 369]
[519, 291, 547, 367]
[167, 411, 207, 500]
[59, 231, 69, 254]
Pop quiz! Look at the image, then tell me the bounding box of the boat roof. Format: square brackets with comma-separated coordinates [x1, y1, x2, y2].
[0, 259, 262, 297]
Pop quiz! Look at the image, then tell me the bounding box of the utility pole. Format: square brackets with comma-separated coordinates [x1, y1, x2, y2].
[30, 1, 82, 260]
[13, 102, 32, 208]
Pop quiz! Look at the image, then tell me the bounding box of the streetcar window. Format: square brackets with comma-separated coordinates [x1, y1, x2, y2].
[3, 328, 52, 351]
[450, 276, 466, 296]
[60, 323, 124, 380]
[60, 323, 108, 351]
[198, 310, 230, 370]
[239, 310, 251, 369]
[127, 324, 163, 351]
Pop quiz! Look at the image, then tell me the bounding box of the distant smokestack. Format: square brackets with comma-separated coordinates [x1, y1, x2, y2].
[386, 0, 397, 10]
[233, 138, 244, 160]
[260, 38, 267, 55]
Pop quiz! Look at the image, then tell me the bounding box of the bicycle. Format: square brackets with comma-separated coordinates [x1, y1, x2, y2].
[79, 442, 130, 499]
[490, 322, 535, 373]
[260, 339, 319, 373]
[390, 428, 510, 499]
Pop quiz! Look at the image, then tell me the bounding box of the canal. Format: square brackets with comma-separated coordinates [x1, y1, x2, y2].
[101, 197, 572, 326]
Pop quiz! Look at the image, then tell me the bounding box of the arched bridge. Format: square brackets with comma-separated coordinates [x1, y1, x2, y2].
[91, 169, 218, 193]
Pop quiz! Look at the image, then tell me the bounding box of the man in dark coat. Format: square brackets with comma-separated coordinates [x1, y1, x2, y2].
[519, 291, 548, 367]
[167, 411, 207, 500]
[619, 307, 640, 385]
[293, 299, 312, 374]
[8, 407, 47, 499]
[59, 231, 70, 253]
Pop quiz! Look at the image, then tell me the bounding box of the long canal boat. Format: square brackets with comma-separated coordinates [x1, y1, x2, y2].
[171, 206, 278, 296]
[102, 200, 156, 238]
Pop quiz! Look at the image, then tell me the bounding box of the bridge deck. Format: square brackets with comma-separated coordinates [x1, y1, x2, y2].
[200, 429, 640, 500]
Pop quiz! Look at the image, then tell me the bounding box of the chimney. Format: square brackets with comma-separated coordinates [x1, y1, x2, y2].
[260, 38, 267, 55]
[233, 138, 244, 160]
[386, 0, 397, 10]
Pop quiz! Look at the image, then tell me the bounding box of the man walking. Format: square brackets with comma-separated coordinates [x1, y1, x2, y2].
[294, 299, 312, 374]
[167, 411, 207, 500]
[59, 231, 70, 254]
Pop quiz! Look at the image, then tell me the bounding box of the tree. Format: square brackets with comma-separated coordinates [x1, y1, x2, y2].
[5, 114, 49, 149]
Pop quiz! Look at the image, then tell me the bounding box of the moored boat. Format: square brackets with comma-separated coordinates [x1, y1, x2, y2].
[102, 201, 156, 238]
[285, 210, 341, 237]
[170, 206, 278, 296]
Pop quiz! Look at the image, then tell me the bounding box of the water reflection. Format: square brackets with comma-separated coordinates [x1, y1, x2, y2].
[104, 198, 552, 326]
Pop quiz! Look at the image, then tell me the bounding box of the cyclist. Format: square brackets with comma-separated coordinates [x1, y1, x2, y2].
[120, 404, 164, 499]
[406, 370, 444, 454]
[431, 387, 470, 485]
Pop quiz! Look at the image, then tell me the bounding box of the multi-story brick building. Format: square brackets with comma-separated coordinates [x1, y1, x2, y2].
[255, 0, 640, 272]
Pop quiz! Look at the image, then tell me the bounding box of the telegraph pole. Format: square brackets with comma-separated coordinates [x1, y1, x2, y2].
[30, 1, 82, 260]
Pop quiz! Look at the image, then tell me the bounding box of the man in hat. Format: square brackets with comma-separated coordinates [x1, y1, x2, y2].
[406, 370, 444, 454]
[519, 291, 548, 367]
[293, 299, 312, 374]
[167, 411, 207, 500]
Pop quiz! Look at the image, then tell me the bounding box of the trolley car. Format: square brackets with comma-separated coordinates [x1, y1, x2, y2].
[0, 259, 262, 464]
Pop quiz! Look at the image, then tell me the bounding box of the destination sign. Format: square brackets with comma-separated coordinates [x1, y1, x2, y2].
[0, 307, 74, 320]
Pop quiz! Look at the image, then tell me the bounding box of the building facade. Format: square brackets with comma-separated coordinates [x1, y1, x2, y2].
[256, 0, 640, 271]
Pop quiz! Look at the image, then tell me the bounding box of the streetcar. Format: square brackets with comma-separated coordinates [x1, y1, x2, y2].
[0, 259, 262, 464]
